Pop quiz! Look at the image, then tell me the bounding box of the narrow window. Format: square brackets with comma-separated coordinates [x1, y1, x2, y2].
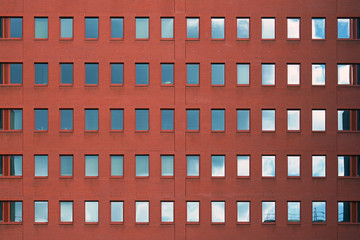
[262, 201, 275, 222]
[187, 109, 199, 131]
[187, 155, 199, 177]
[237, 64, 250, 85]
[161, 202, 174, 223]
[211, 155, 225, 177]
[60, 155, 73, 177]
[111, 63, 124, 84]
[211, 202, 225, 223]
[161, 63, 174, 85]
[135, 63, 149, 85]
[262, 109, 275, 131]
[34, 201, 48, 222]
[312, 110, 326, 131]
[85, 63, 99, 85]
[161, 109, 174, 131]
[187, 63, 199, 85]
[60, 201, 73, 222]
[60, 109, 73, 130]
[85, 17, 98, 39]
[262, 64, 275, 85]
[35, 17, 48, 39]
[85, 155, 98, 177]
[60, 63, 73, 84]
[135, 109, 149, 131]
[262, 155, 275, 177]
[135, 18, 149, 39]
[161, 155, 174, 177]
[111, 201, 124, 222]
[187, 202, 199, 222]
[211, 18, 225, 39]
[262, 18, 275, 39]
[136, 155, 149, 177]
[60, 18, 73, 38]
[85, 201, 99, 222]
[237, 110, 250, 131]
[211, 63, 225, 85]
[288, 202, 300, 222]
[111, 109, 124, 130]
[287, 110, 300, 131]
[111, 155, 124, 177]
[85, 109, 99, 131]
[337, 18, 350, 39]
[237, 202, 250, 223]
[211, 109, 225, 131]
[187, 18, 199, 39]
[312, 156, 326, 177]
[287, 18, 300, 39]
[287, 156, 300, 177]
[237, 156, 250, 177]
[287, 64, 300, 85]
[111, 17, 123, 39]
[35, 109, 48, 131]
[312, 202, 326, 222]
[312, 18, 325, 39]
[161, 18, 174, 39]
[338, 110, 350, 131]
[338, 202, 350, 223]
[237, 18, 249, 39]
[34, 155, 48, 177]
[136, 201, 149, 223]
[312, 64, 325, 85]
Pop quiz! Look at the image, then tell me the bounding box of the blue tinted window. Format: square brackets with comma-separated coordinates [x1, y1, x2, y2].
[85, 63, 98, 84]
[237, 64, 249, 84]
[187, 156, 199, 176]
[237, 18, 249, 38]
[85, 18, 98, 38]
[111, 63, 123, 84]
[61, 109, 73, 130]
[312, 18, 325, 39]
[10, 63, 22, 84]
[35, 18, 48, 38]
[161, 64, 174, 84]
[35, 63, 48, 84]
[111, 109, 123, 130]
[10, 109, 22, 130]
[136, 18, 149, 39]
[161, 18, 174, 38]
[60, 156, 73, 176]
[136, 109, 149, 131]
[187, 18, 199, 38]
[85, 155, 98, 177]
[237, 110, 250, 130]
[187, 64, 199, 84]
[111, 18, 123, 38]
[111, 156, 123, 176]
[61, 63, 73, 84]
[262, 110, 275, 131]
[262, 64, 275, 85]
[85, 109, 98, 131]
[161, 156, 174, 176]
[136, 155, 149, 177]
[10, 18, 22, 38]
[35, 109, 48, 131]
[136, 63, 149, 85]
[60, 18, 73, 38]
[35, 155, 48, 177]
[187, 110, 199, 130]
[212, 155, 225, 177]
[338, 19, 350, 39]
[161, 109, 174, 130]
[211, 64, 225, 85]
[211, 18, 225, 39]
[211, 109, 225, 131]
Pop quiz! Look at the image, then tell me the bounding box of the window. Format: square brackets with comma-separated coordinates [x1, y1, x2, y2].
[287, 18, 300, 39]
[85, 17, 98, 39]
[60, 109, 73, 130]
[60, 18, 73, 38]
[187, 155, 199, 177]
[111, 63, 123, 85]
[211, 155, 225, 177]
[187, 63, 199, 85]
[85, 155, 98, 177]
[0, 109, 22, 130]
[337, 18, 360, 39]
[288, 202, 300, 222]
[187, 202, 199, 222]
[161, 155, 174, 177]
[237, 110, 250, 131]
[161, 18, 174, 39]
[111, 17, 123, 39]
[262, 201, 275, 222]
[135, 18, 149, 39]
[338, 64, 360, 85]
[312, 18, 325, 39]
[261, 18, 275, 39]
[262, 109, 275, 131]
[187, 18, 199, 39]
[60, 155, 73, 177]
[135, 109, 149, 131]
[338, 156, 360, 177]
[211, 18, 224, 39]
[338, 201, 360, 223]
[338, 110, 360, 131]
[34, 201, 48, 223]
[111, 201, 123, 222]
[161, 202, 174, 223]
[235, 202, 250, 223]
[111, 109, 124, 131]
[262, 63, 275, 85]
[135, 63, 149, 85]
[211, 63, 225, 85]
[35, 17, 48, 39]
[262, 155, 275, 177]
[187, 109, 199, 131]
[0, 17, 22, 38]
[312, 110, 326, 131]
[287, 64, 300, 85]
[85, 63, 99, 85]
[35, 155, 48, 177]
[34, 109, 48, 131]
[237, 18, 249, 39]
[312, 156, 326, 177]
[85, 201, 98, 222]
[237, 156, 250, 177]
[211, 202, 225, 223]
[312, 201, 326, 223]
[161, 63, 174, 85]
[287, 110, 300, 131]
[60, 63, 73, 84]
[0, 63, 23, 84]
[136, 201, 149, 223]
[60, 201, 73, 222]
[85, 109, 99, 131]
[0, 201, 22, 222]
[111, 155, 123, 177]
[211, 109, 225, 131]
[161, 109, 174, 131]
[136, 155, 149, 177]
[312, 64, 325, 85]
[237, 64, 249, 85]
[287, 156, 300, 177]
[0, 155, 22, 177]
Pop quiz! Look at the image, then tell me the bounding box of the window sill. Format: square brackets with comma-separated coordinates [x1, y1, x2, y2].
[211, 176, 225, 179]
[261, 39, 275, 41]
[160, 84, 174, 87]
[160, 176, 175, 179]
[110, 38, 124, 41]
[0, 130, 22, 133]
[338, 222, 360, 225]
[0, 176, 23, 179]
[337, 130, 360, 133]
[287, 221, 301, 225]
[287, 130, 301, 133]
[312, 177, 326, 179]
[135, 38, 150, 41]
[85, 222, 99, 225]
[84, 84, 99, 87]
[211, 222, 225, 225]
[135, 176, 150, 179]
[186, 222, 200, 225]
[236, 176, 250, 179]
[236, 130, 250, 133]
[59, 130, 73, 133]
[0, 38, 23, 41]
[34, 38, 49, 41]
[236, 84, 250, 87]
[34, 222, 48, 225]
[110, 222, 124, 225]
[110, 84, 124, 87]
[211, 130, 225, 133]
[287, 176, 301, 179]
[110, 176, 124, 179]
[34, 84, 48, 87]
[135, 84, 149, 87]
[160, 222, 174, 225]
[312, 39, 326, 41]
[160, 38, 174, 41]
[186, 176, 200, 179]
[237, 222, 250, 225]
[211, 84, 225, 87]
[337, 176, 360, 179]
[0, 84, 22, 87]
[85, 38, 99, 41]
[110, 130, 124, 133]
[337, 39, 360, 41]
[262, 222, 276, 225]
[0, 222, 22, 225]
[262, 131, 276, 133]
[34, 130, 48, 133]
[337, 85, 360, 87]
[59, 84, 73, 87]
[135, 130, 149, 133]
[60, 38, 73, 41]
[312, 222, 327, 225]
[85, 130, 99, 133]
[161, 130, 174, 133]
[312, 131, 326, 133]
[59, 176, 73, 179]
[186, 84, 200, 87]
[186, 130, 200, 133]
[287, 38, 300, 41]
[34, 176, 48, 179]
[186, 38, 200, 41]
[85, 176, 99, 179]
[287, 84, 301, 87]
[262, 84, 276, 87]
[59, 222, 73, 225]
[236, 38, 250, 41]
[211, 38, 225, 41]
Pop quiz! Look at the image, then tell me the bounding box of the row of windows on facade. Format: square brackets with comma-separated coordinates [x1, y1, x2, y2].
[1, 17, 359, 40]
[1, 108, 359, 133]
[1, 200, 359, 224]
[1, 155, 359, 179]
[1, 62, 359, 86]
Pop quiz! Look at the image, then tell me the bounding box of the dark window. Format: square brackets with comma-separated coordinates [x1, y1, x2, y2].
[211, 109, 225, 131]
[0, 109, 22, 130]
[111, 18, 123, 38]
[34, 109, 48, 131]
[161, 109, 174, 131]
[136, 63, 149, 85]
[187, 109, 199, 130]
[85, 109, 99, 131]
[161, 64, 174, 84]
[85, 17, 98, 39]
[136, 109, 149, 131]
[85, 63, 99, 84]
[60, 109, 73, 130]
[35, 63, 48, 85]
[60, 63, 73, 84]
[187, 64, 199, 85]
[10, 63, 22, 84]
[10, 18, 22, 38]
[111, 109, 123, 130]
[0, 201, 22, 222]
[111, 63, 123, 84]
[0, 155, 22, 177]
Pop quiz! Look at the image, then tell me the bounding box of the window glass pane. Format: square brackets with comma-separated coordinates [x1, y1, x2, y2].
[338, 19, 350, 39]
[136, 109, 149, 131]
[85, 63, 98, 84]
[262, 64, 275, 85]
[287, 64, 300, 85]
[61, 63, 73, 84]
[35, 63, 48, 84]
[161, 18, 173, 38]
[111, 18, 123, 38]
[262, 18, 275, 39]
[85, 201, 98, 222]
[10, 109, 22, 130]
[34, 201, 48, 222]
[187, 110, 199, 130]
[312, 18, 325, 39]
[161, 155, 174, 176]
[136, 155, 149, 177]
[35, 155, 48, 177]
[35, 18, 48, 38]
[212, 155, 225, 177]
[85, 109, 98, 131]
[211, 202, 225, 223]
[211, 63, 225, 85]
[187, 64, 199, 84]
[136, 202, 149, 222]
[237, 156, 250, 176]
[312, 156, 326, 177]
[10, 18, 22, 38]
[161, 109, 174, 130]
[312, 202, 326, 222]
[237, 202, 250, 222]
[312, 110, 325, 131]
[111, 109, 123, 130]
[85, 18, 98, 38]
[312, 64, 325, 85]
[61, 109, 73, 130]
[288, 202, 300, 222]
[237, 18, 249, 38]
[237, 110, 249, 130]
[10, 63, 22, 84]
[136, 18, 149, 39]
[187, 202, 199, 222]
[10, 201, 22, 222]
[237, 64, 249, 84]
[187, 156, 199, 177]
[10, 156, 22, 176]
[262, 202, 275, 222]
[187, 18, 199, 38]
[337, 64, 350, 85]
[85, 155, 98, 177]
[111, 63, 123, 84]
[287, 110, 300, 131]
[136, 63, 149, 85]
[60, 156, 73, 176]
[211, 18, 224, 39]
[338, 202, 350, 222]
[60, 202, 73, 222]
[111, 155, 123, 176]
[61, 18, 73, 38]
[287, 18, 300, 38]
[287, 156, 300, 177]
[161, 64, 174, 84]
[262, 155, 275, 177]
[111, 202, 123, 222]
[338, 156, 350, 177]
[161, 202, 174, 222]
[211, 109, 225, 131]
[338, 110, 350, 130]
[262, 110, 275, 131]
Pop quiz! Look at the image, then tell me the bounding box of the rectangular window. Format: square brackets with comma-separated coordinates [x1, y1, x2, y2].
[161, 109, 174, 131]
[85, 17, 98, 39]
[211, 109, 225, 131]
[211, 155, 225, 177]
[161, 63, 174, 85]
[287, 156, 300, 177]
[337, 18, 360, 39]
[111, 109, 124, 131]
[287, 64, 300, 85]
[262, 18, 275, 39]
[312, 201, 326, 223]
[0, 155, 22, 177]
[60, 201, 73, 222]
[338, 201, 350, 223]
[312, 156, 326, 177]
[85, 155, 98, 177]
[262, 155, 275, 177]
[111, 201, 124, 222]
[135, 17, 149, 39]
[60, 109, 73, 130]
[35, 109, 48, 131]
[237, 18, 249, 39]
[135, 63, 149, 85]
[237, 202, 250, 223]
[287, 110, 300, 131]
[287, 18, 300, 39]
[111, 155, 123, 177]
[187, 155, 199, 177]
[338, 156, 360, 177]
[288, 202, 300, 222]
[187, 109, 199, 131]
[85, 109, 99, 131]
[338, 110, 360, 131]
[161, 201, 174, 223]
[237, 110, 250, 131]
[337, 64, 360, 85]
[262, 63, 275, 85]
[187, 202, 199, 222]
[0, 63, 23, 84]
[60, 155, 73, 177]
[136, 155, 149, 177]
[161, 18, 174, 39]
[85, 201, 98, 222]
[111, 17, 123, 39]
[0, 201, 22, 222]
[312, 64, 325, 85]
[161, 155, 174, 177]
[211, 202, 225, 223]
[211, 63, 225, 85]
[237, 64, 249, 85]
[60, 63, 73, 84]
[135, 109, 149, 131]
[312, 18, 325, 39]
[237, 156, 250, 177]
[262, 109, 275, 131]
[34, 155, 48, 177]
[187, 63, 199, 85]
[0, 17, 22, 38]
[85, 63, 99, 85]
[34, 201, 48, 223]
[135, 202, 149, 223]
[60, 18, 73, 39]
[187, 18, 199, 39]
[262, 201, 275, 222]
[111, 63, 124, 85]
[312, 110, 326, 131]
[211, 18, 225, 39]
[35, 17, 48, 39]
[0, 109, 22, 130]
